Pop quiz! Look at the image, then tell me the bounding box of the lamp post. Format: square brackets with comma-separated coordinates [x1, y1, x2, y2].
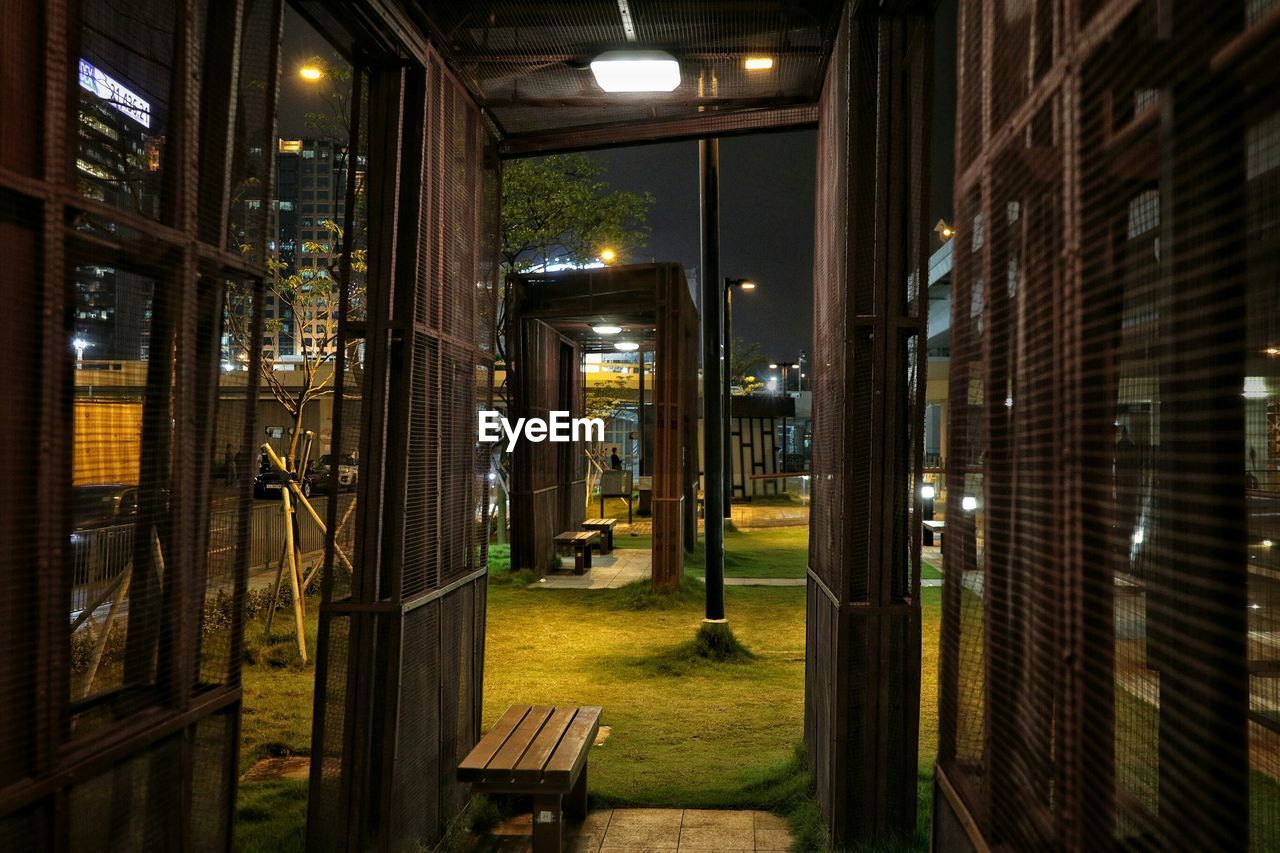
[722, 277, 756, 518]
[700, 138, 725, 622]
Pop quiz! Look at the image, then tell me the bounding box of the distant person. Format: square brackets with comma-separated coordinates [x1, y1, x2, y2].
[610, 448, 622, 470]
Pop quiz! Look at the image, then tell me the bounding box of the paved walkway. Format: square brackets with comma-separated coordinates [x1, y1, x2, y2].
[534, 549, 652, 590]
[477, 808, 793, 852]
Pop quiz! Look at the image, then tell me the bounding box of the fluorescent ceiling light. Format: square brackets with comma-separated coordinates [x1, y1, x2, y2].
[590, 51, 680, 92]
[744, 56, 774, 70]
[592, 324, 622, 335]
[614, 341, 640, 352]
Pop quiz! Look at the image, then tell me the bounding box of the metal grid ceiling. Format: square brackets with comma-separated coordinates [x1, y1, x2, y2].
[935, 0, 1280, 849]
[402, 0, 842, 144]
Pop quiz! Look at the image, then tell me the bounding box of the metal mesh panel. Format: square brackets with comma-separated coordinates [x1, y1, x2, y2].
[1, 0, 280, 842]
[805, 4, 931, 846]
[306, 48, 497, 850]
[393, 602, 442, 845]
[936, 1, 1278, 849]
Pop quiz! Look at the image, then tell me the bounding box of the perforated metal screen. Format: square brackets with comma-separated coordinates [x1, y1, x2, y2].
[805, 2, 932, 847]
[934, 0, 1280, 849]
[0, 0, 283, 846]
[305, 49, 498, 852]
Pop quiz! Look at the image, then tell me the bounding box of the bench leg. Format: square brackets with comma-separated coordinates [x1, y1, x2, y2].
[603, 530, 613, 553]
[574, 546, 586, 575]
[532, 794, 563, 853]
[582, 545, 592, 570]
[567, 765, 589, 820]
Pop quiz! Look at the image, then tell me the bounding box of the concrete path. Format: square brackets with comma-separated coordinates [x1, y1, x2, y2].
[477, 808, 794, 852]
[532, 549, 652, 590]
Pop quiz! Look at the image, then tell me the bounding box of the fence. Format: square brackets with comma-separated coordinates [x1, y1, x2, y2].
[71, 495, 357, 617]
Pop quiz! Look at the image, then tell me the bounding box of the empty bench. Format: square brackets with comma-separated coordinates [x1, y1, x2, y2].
[458, 704, 602, 853]
[554, 530, 600, 574]
[581, 518, 617, 554]
[923, 519, 946, 549]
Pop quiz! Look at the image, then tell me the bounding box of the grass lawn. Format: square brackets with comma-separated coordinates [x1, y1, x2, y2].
[922, 560, 943, 581]
[234, 529, 942, 852]
[683, 525, 809, 579]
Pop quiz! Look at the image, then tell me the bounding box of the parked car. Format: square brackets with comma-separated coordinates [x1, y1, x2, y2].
[253, 468, 313, 500]
[313, 453, 358, 493]
[72, 484, 139, 529]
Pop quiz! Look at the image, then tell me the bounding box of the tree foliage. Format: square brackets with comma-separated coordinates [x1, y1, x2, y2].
[501, 154, 653, 272]
[730, 337, 767, 395]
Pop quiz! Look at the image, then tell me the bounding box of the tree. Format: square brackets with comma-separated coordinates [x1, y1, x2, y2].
[730, 337, 767, 396]
[501, 154, 653, 273]
[226, 222, 366, 471]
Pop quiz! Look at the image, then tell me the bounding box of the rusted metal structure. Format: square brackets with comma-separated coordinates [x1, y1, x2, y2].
[806, 1, 933, 845]
[934, 0, 1280, 850]
[507, 265, 698, 590]
[0, 0, 940, 850]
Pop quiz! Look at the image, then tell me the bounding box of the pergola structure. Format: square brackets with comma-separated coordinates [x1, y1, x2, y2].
[506, 264, 699, 589]
[0, 1, 934, 851]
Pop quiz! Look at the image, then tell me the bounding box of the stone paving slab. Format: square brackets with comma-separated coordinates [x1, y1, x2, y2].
[477, 809, 794, 852]
[532, 548, 652, 590]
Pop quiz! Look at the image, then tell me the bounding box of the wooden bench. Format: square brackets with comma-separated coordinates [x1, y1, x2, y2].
[458, 704, 602, 853]
[581, 518, 617, 554]
[553, 530, 600, 574]
[923, 519, 946, 549]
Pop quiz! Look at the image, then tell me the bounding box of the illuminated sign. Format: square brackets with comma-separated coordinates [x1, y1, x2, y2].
[78, 59, 151, 128]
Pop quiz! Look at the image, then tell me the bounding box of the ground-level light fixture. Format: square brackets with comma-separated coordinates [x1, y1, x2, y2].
[599, 247, 617, 263]
[592, 324, 622, 335]
[614, 341, 640, 352]
[299, 64, 324, 81]
[590, 50, 681, 92]
[744, 56, 774, 71]
[961, 495, 979, 512]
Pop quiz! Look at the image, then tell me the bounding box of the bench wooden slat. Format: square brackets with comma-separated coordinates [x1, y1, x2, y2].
[582, 518, 616, 527]
[542, 706, 601, 786]
[553, 531, 598, 544]
[458, 705, 531, 780]
[487, 704, 556, 772]
[511, 706, 578, 783]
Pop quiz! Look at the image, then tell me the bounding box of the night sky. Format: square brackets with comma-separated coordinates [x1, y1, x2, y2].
[279, 3, 957, 360]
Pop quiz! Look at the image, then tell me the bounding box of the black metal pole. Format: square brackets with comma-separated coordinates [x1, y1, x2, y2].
[700, 138, 725, 622]
[723, 282, 733, 518]
[637, 349, 646, 476]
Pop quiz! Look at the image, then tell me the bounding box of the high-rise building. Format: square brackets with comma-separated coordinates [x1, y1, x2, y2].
[73, 59, 162, 362]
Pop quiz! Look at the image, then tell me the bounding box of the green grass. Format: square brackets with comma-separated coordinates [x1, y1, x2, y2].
[684, 525, 810, 579]
[234, 528, 944, 852]
[922, 560, 942, 581]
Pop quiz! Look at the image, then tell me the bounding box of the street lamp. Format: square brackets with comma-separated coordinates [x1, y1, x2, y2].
[72, 337, 91, 368]
[722, 277, 756, 517]
[299, 64, 324, 82]
[599, 247, 617, 263]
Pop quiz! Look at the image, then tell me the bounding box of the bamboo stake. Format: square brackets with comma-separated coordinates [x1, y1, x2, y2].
[280, 484, 307, 663]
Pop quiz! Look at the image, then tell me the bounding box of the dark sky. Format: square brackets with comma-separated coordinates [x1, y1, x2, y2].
[279, 3, 957, 359]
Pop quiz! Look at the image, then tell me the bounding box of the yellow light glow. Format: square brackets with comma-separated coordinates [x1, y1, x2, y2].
[744, 56, 774, 71]
[299, 65, 324, 81]
[600, 248, 617, 263]
[278, 139, 302, 153]
[941, 226, 955, 238]
[1266, 346, 1280, 357]
[740, 279, 757, 290]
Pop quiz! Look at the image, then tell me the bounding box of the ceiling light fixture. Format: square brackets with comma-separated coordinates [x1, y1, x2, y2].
[590, 50, 681, 92]
[744, 56, 774, 70]
[614, 341, 640, 352]
[592, 324, 622, 335]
